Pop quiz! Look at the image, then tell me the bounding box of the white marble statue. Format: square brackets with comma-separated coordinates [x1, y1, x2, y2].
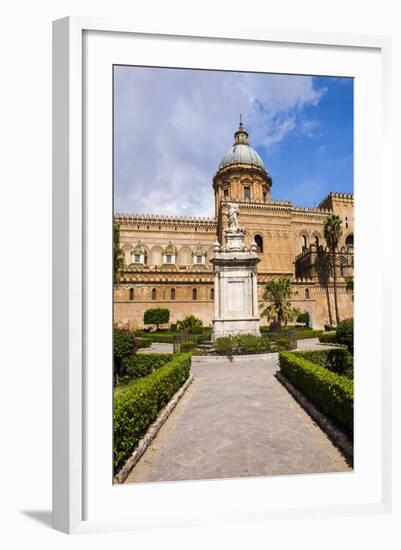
[228, 203, 240, 230]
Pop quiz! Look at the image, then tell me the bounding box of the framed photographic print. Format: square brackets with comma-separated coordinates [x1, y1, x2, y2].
[53, 17, 392, 534]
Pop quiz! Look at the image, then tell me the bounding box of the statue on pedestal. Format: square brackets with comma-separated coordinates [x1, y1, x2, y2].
[228, 203, 240, 229]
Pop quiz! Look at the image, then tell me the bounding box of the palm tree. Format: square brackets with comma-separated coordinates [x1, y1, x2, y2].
[346, 276, 354, 301]
[316, 251, 333, 327]
[261, 277, 296, 326]
[323, 214, 343, 325]
[113, 223, 125, 284]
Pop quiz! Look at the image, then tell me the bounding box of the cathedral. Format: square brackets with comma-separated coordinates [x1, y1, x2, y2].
[114, 120, 354, 329]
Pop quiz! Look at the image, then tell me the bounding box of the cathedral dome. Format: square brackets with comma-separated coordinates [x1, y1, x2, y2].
[218, 119, 266, 172]
[219, 143, 265, 171]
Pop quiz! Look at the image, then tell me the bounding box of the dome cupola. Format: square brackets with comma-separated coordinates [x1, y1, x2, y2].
[213, 117, 272, 213]
[218, 116, 267, 173]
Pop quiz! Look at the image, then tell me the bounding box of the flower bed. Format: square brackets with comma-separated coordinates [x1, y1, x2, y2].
[113, 353, 191, 472]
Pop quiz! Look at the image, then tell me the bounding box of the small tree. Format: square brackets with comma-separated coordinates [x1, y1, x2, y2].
[176, 315, 203, 333]
[261, 277, 298, 326]
[143, 308, 170, 331]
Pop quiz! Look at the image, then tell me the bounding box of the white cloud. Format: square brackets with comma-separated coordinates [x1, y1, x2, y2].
[114, 67, 326, 216]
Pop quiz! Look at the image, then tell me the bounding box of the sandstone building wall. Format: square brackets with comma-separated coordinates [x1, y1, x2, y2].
[114, 124, 353, 330]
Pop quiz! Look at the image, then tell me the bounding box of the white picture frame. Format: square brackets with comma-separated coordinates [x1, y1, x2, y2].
[52, 16, 392, 534]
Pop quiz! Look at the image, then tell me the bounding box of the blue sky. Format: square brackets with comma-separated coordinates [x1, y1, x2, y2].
[114, 67, 353, 216]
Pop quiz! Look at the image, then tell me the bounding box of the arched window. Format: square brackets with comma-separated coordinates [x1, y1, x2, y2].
[129, 288, 134, 301]
[345, 234, 354, 248]
[170, 288, 175, 300]
[192, 288, 197, 301]
[314, 236, 319, 247]
[305, 288, 310, 299]
[254, 234, 263, 253]
[210, 288, 215, 300]
[151, 288, 156, 300]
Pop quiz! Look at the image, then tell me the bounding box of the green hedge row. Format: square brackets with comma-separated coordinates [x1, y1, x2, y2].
[318, 332, 337, 344]
[295, 329, 323, 340]
[215, 334, 272, 355]
[180, 340, 197, 352]
[139, 333, 175, 343]
[294, 349, 353, 379]
[279, 351, 353, 433]
[114, 353, 191, 472]
[137, 336, 152, 348]
[260, 327, 322, 340]
[294, 350, 330, 367]
[121, 353, 174, 379]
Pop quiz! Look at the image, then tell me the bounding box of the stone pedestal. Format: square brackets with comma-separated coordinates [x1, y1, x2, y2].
[211, 227, 261, 340]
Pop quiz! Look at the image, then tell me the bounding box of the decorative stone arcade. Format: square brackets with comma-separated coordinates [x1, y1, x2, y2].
[211, 204, 261, 340]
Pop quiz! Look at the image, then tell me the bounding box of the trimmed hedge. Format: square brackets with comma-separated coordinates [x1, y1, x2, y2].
[336, 319, 354, 352]
[260, 326, 322, 340]
[114, 353, 191, 472]
[140, 333, 175, 344]
[215, 334, 271, 355]
[294, 350, 329, 367]
[121, 353, 174, 379]
[318, 332, 337, 344]
[279, 351, 353, 433]
[181, 340, 197, 352]
[295, 329, 323, 340]
[293, 349, 353, 378]
[138, 336, 152, 348]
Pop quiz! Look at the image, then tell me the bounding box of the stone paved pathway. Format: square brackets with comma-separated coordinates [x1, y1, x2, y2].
[125, 338, 350, 483]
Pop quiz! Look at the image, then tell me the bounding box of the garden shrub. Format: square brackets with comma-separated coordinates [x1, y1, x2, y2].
[176, 315, 203, 333]
[297, 311, 310, 326]
[214, 334, 271, 355]
[122, 353, 174, 379]
[138, 336, 152, 348]
[236, 334, 271, 354]
[114, 353, 191, 472]
[279, 351, 353, 433]
[181, 340, 197, 352]
[260, 325, 319, 339]
[318, 332, 337, 344]
[113, 327, 141, 379]
[324, 324, 336, 332]
[336, 319, 354, 352]
[293, 349, 353, 379]
[214, 336, 237, 356]
[294, 349, 329, 367]
[274, 337, 293, 351]
[325, 349, 353, 378]
[143, 308, 170, 330]
[295, 329, 322, 340]
[141, 333, 175, 344]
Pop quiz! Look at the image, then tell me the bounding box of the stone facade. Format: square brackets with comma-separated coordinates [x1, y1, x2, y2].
[114, 122, 354, 330]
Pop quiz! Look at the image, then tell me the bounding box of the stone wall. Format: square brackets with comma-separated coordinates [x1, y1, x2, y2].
[114, 281, 353, 330]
